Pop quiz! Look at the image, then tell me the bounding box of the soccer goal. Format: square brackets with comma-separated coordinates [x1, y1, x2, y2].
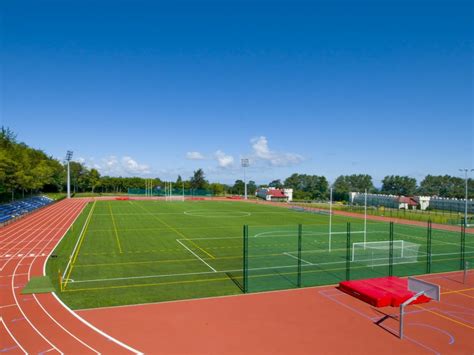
[351, 240, 421, 266]
[165, 195, 185, 202]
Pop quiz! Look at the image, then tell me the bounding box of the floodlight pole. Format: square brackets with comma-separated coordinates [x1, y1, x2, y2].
[241, 158, 249, 200]
[329, 187, 333, 252]
[459, 169, 473, 227]
[65, 151, 73, 199]
[364, 189, 367, 247]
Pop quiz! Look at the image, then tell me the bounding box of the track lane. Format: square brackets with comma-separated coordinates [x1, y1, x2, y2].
[0, 199, 140, 354]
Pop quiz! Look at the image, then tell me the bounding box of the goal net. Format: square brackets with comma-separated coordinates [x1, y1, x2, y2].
[352, 240, 420, 266]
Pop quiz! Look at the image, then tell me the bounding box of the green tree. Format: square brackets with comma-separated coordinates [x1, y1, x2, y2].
[333, 174, 375, 201]
[88, 169, 101, 193]
[232, 180, 245, 195]
[381, 175, 417, 196]
[247, 180, 257, 195]
[190, 169, 208, 189]
[269, 179, 283, 188]
[284, 173, 329, 200]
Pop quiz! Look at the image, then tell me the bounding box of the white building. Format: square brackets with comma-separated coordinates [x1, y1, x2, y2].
[256, 187, 293, 202]
[349, 192, 473, 213]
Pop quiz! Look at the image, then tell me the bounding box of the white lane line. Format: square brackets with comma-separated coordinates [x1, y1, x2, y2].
[51, 293, 143, 354]
[176, 239, 217, 272]
[0, 316, 28, 354]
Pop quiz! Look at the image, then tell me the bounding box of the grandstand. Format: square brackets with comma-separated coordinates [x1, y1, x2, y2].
[0, 196, 53, 225]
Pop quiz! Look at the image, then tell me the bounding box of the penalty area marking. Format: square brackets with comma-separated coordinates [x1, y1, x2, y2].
[184, 210, 251, 218]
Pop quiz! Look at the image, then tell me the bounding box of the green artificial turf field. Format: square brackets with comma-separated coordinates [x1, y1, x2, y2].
[46, 200, 473, 309]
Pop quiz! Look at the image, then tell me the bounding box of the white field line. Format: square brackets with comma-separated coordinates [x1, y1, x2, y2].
[61, 202, 95, 281]
[180, 230, 376, 242]
[175, 239, 217, 272]
[282, 252, 312, 265]
[69, 269, 220, 283]
[395, 231, 474, 251]
[65, 248, 473, 286]
[0, 316, 28, 354]
[63, 259, 350, 285]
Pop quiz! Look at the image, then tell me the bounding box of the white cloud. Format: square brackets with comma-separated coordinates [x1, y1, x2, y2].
[121, 156, 150, 174]
[214, 150, 234, 168]
[251, 136, 304, 167]
[186, 151, 205, 160]
[79, 155, 151, 176]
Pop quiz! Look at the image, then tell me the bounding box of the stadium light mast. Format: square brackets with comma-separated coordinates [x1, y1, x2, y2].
[459, 168, 473, 227]
[241, 158, 249, 200]
[65, 150, 73, 199]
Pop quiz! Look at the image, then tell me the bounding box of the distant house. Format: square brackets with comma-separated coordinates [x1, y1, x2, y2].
[256, 187, 293, 202]
[397, 196, 419, 210]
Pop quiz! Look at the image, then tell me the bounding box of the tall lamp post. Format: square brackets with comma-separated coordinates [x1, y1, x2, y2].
[459, 168, 473, 227]
[65, 150, 73, 199]
[241, 158, 249, 200]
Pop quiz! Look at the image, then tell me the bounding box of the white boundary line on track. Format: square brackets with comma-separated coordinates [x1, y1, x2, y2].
[0, 204, 67, 260]
[51, 292, 143, 355]
[41, 200, 143, 354]
[8, 202, 78, 354]
[24, 201, 101, 354]
[176, 239, 217, 272]
[0, 316, 28, 354]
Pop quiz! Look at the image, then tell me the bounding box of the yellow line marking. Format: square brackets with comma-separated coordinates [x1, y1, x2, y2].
[442, 287, 474, 295]
[414, 305, 474, 331]
[108, 202, 123, 253]
[63, 200, 97, 290]
[132, 201, 215, 259]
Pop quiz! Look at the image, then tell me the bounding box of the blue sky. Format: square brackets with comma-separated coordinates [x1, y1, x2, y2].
[1, 0, 472, 185]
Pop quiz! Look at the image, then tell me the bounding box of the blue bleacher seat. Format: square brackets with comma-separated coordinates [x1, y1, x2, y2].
[0, 195, 53, 225]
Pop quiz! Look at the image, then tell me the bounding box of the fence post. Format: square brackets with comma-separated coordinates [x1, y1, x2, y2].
[389, 222, 394, 276]
[426, 220, 432, 274]
[243, 225, 248, 293]
[297, 224, 302, 287]
[346, 222, 351, 281]
[460, 224, 466, 270]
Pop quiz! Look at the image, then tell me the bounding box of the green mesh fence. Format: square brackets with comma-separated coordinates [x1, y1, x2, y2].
[128, 188, 213, 196]
[238, 221, 469, 294]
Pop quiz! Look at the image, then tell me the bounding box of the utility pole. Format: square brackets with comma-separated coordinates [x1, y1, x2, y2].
[459, 169, 473, 227]
[241, 158, 249, 199]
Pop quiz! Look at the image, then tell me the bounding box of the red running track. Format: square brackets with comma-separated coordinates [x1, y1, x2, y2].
[0, 198, 140, 354]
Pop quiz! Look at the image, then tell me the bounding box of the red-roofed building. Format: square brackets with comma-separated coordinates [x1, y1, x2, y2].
[256, 187, 293, 202]
[397, 196, 419, 210]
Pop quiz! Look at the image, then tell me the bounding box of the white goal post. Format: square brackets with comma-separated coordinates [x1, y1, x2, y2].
[351, 240, 421, 265]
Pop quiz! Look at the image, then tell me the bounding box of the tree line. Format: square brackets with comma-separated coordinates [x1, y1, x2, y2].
[1, 127, 472, 202]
